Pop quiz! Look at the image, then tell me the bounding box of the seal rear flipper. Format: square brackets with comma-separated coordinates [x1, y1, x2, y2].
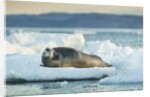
[104, 62, 113, 67]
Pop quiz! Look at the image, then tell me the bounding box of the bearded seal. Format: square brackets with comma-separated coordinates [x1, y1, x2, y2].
[41, 47, 112, 68]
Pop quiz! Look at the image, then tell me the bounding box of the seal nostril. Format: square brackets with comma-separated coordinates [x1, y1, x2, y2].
[46, 48, 50, 51]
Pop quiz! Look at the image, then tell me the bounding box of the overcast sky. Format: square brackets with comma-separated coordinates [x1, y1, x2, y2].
[6, 0, 143, 15]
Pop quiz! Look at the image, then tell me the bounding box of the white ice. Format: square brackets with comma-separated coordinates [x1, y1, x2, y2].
[6, 55, 116, 82]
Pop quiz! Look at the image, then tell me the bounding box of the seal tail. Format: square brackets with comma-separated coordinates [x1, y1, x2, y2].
[105, 62, 113, 67]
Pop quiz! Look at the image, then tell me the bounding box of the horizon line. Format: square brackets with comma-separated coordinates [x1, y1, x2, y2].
[6, 12, 143, 16]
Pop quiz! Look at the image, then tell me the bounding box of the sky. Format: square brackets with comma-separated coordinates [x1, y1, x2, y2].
[6, 0, 143, 15]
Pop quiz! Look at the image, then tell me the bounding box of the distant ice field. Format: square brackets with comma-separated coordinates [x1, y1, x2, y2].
[6, 28, 143, 48]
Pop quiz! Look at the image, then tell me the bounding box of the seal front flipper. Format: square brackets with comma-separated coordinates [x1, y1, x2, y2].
[40, 64, 59, 68]
[40, 64, 47, 67]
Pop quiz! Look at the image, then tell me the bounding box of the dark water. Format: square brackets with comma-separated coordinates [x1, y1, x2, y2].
[6, 80, 143, 96]
[84, 32, 143, 48]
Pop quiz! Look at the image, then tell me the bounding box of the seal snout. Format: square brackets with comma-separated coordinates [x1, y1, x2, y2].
[42, 47, 51, 58]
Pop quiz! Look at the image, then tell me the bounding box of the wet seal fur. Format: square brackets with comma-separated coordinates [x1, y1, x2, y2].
[41, 47, 112, 68]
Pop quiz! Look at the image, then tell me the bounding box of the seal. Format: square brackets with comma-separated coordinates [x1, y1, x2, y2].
[41, 47, 112, 68]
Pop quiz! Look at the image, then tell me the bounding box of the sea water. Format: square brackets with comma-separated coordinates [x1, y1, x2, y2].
[6, 28, 143, 96]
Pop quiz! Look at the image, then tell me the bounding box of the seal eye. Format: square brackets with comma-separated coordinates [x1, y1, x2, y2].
[46, 48, 50, 51]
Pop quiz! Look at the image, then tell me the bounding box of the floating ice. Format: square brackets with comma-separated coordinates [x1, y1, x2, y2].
[6, 32, 85, 55]
[6, 55, 116, 82]
[59, 81, 68, 87]
[6, 31, 143, 84]
[99, 49, 143, 84]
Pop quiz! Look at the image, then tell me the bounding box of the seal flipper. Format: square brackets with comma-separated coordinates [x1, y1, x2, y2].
[40, 64, 47, 67]
[104, 62, 113, 67]
[40, 64, 59, 68]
